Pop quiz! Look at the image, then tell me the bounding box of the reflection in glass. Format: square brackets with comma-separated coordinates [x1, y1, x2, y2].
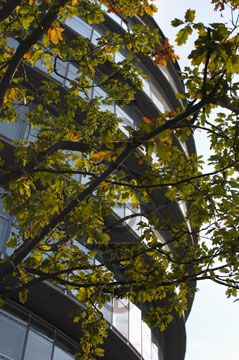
[65, 17, 92, 38]
[24, 328, 53, 360]
[0, 311, 26, 360]
[113, 299, 129, 339]
[101, 299, 113, 323]
[53, 345, 75, 360]
[142, 321, 151, 360]
[0, 118, 25, 141]
[129, 302, 141, 353]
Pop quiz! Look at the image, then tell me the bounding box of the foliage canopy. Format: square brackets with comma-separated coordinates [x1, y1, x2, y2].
[0, 0, 239, 358]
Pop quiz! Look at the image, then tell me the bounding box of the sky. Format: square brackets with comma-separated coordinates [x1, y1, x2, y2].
[155, 2, 239, 360]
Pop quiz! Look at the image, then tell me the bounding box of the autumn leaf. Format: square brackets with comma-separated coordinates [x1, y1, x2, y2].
[91, 151, 111, 163]
[48, 26, 64, 45]
[105, 44, 111, 52]
[142, 116, 152, 124]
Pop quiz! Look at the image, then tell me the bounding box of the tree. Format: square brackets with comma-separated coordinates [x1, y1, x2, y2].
[0, 0, 239, 358]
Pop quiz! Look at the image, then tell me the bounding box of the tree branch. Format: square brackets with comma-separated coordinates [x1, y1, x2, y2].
[0, 97, 215, 285]
[0, 0, 69, 106]
[0, 140, 90, 187]
[0, 0, 22, 23]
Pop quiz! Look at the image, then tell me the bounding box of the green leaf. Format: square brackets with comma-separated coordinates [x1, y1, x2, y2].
[171, 18, 184, 27]
[176, 25, 193, 45]
[184, 9, 195, 23]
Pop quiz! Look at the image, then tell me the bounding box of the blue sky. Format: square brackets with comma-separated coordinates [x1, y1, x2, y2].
[155, 1, 239, 359]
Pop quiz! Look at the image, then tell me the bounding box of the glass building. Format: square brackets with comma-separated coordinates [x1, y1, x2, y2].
[0, 8, 197, 360]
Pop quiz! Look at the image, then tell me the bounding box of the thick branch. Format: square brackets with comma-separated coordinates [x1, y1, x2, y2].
[0, 0, 69, 106]
[0, 0, 21, 22]
[0, 140, 90, 187]
[213, 98, 239, 114]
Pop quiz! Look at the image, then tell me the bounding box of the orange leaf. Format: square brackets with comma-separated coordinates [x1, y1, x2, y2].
[91, 151, 111, 163]
[48, 26, 64, 45]
[142, 116, 152, 124]
[105, 44, 111, 52]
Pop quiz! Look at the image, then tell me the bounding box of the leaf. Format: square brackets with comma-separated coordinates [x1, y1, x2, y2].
[142, 116, 152, 124]
[91, 151, 111, 163]
[184, 9, 195, 23]
[171, 18, 184, 27]
[105, 44, 111, 52]
[77, 287, 86, 302]
[18, 289, 29, 304]
[176, 25, 193, 45]
[48, 26, 64, 45]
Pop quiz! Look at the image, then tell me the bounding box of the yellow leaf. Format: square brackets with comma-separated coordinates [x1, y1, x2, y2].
[91, 151, 111, 163]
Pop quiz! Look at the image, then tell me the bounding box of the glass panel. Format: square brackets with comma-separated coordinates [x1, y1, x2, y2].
[159, 65, 170, 81]
[24, 328, 53, 360]
[51, 58, 67, 84]
[141, 78, 151, 97]
[0, 217, 10, 253]
[112, 299, 128, 339]
[53, 345, 75, 360]
[129, 302, 141, 353]
[152, 342, 159, 360]
[107, 12, 122, 25]
[116, 106, 134, 126]
[114, 203, 125, 219]
[151, 92, 164, 113]
[92, 86, 114, 112]
[24, 123, 39, 142]
[152, 330, 159, 360]
[91, 26, 105, 46]
[65, 17, 92, 38]
[115, 51, 126, 63]
[101, 299, 113, 323]
[142, 321, 151, 360]
[0, 311, 26, 360]
[0, 118, 25, 141]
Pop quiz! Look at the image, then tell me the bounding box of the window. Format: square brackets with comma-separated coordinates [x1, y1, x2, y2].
[65, 17, 92, 39]
[112, 299, 129, 339]
[0, 311, 26, 360]
[142, 321, 151, 360]
[24, 327, 53, 360]
[129, 302, 141, 353]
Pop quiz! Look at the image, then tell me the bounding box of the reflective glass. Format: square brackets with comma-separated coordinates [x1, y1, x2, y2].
[159, 65, 170, 82]
[92, 86, 114, 112]
[65, 17, 92, 38]
[53, 345, 75, 360]
[112, 299, 129, 339]
[0, 217, 10, 253]
[142, 321, 151, 360]
[152, 341, 159, 360]
[151, 92, 164, 113]
[116, 106, 134, 126]
[24, 328, 53, 360]
[129, 302, 141, 353]
[101, 299, 113, 323]
[51, 58, 67, 84]
[91, 26, 105, 46]
[0, 311, 26, 360]
[107, 12, 122, 25]
[115, 51, 126, 63]
[141, 78, 151, 97]
[0, 118, 25, 141]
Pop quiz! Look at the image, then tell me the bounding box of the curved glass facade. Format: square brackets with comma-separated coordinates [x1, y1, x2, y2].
[0, 306, 77, 360]
[0, 9, 193, 360]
